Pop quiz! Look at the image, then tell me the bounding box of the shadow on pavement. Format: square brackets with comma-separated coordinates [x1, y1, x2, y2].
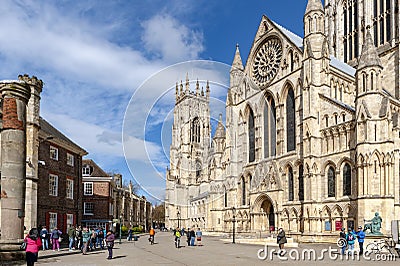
[111, 255, 127, 260]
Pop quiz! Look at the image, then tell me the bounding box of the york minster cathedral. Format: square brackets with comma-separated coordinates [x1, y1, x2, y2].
[165, 0, 400, 241]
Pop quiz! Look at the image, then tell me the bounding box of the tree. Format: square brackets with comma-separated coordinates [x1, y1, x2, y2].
[152, 203, 165, 228]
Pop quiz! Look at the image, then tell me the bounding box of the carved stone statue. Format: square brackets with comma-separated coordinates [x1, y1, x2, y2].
[364, 212, 383, 235]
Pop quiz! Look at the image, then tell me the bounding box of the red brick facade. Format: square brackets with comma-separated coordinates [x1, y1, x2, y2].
[37, 140, 83, 234]
[2, 97, 24, 130]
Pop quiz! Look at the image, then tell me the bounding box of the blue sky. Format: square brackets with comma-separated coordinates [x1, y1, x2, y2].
[0, 0, 314, 204]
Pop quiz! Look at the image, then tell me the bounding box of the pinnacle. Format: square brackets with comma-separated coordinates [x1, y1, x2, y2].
[231, 44, 244, 71]
[305, 0, 323, 15]
[357, 29, 382, 71]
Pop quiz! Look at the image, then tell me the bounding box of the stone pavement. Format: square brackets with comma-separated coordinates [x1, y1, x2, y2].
[6, 232, 399, 266]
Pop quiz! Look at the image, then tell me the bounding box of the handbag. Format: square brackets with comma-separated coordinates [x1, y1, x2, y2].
[20, 242, 27, 250]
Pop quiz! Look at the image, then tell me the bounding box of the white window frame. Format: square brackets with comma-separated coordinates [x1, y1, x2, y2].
[66, 179, 74, 199]
[84, 202, 94, 215]
[82, 165, 92, 176]
[84, 182, 93, 195]
[67, 153, 74, 166]
[66, 213, 74, 227]
[49, 212, 57, 230]
[109, 203, 114, 216]
[50, 146, 58, 161]
[49, 174, 58, 196]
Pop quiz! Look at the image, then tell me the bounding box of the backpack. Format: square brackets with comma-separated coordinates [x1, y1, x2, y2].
[347, 233, 354, 241]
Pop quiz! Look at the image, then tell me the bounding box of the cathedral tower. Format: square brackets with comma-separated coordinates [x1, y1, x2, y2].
[165, 75, 211, 229]
[355, 29, 395, 232]
[302, 0, 330, 159]
[324, 0, 399, 97]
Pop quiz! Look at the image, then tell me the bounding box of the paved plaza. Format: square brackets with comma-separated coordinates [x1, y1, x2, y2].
[8, 232, 398, 266]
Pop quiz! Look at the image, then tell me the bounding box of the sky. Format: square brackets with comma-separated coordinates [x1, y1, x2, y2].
[0, 0, 315, 204]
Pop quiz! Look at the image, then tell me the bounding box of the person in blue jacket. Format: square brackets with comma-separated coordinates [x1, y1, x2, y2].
[356, 226, 366, 255]
[346, 227, 356, 253]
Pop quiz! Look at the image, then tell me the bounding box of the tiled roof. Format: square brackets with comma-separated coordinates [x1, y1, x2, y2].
[40, 117, 87, 155]
[82, 159, 110, 177]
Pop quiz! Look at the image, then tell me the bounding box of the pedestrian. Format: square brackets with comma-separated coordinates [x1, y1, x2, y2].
[174, 227, 181, 248]
[97, 227, 105, 249]
[67, 224, 76, 251]
[276, 228, 287, 252]
[81, 227, 91, 255]
[127, 227, 133, 241]
[190, 228, 196, 246]
[89, 228, 97, 251]
[50, 227, 62, 251]
[25, 228, 42, 266]
[149, 227, 155, 244]
[196, 228, 202, 246]
[105, 230, 115, 260]
[339, 228, 347, 255]
[356, 226, 365, 255]
[39, 226, 48, 251]
[346, 227, 356, 254]
[76, 226, 83, 250]
[186, 228, 191, 246]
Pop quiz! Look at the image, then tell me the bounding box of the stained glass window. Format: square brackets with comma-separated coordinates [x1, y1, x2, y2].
[286, 88, 296, 152]
[328, 167, 336, 197]
[249, 108, 255, 162]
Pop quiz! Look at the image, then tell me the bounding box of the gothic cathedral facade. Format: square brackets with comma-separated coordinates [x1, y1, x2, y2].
[165, 0, 400, 241]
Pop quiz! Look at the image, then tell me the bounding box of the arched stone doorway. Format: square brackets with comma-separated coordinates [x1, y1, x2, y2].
[261, 199, 275, 230]
[253, 194, 276, 232]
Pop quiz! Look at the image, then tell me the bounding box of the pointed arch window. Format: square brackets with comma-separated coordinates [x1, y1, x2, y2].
[191, 117, 201, 143]
[264, 96, 276, 158]
[224, 186, 228, 207]
[328, 166, 336, 197]
[241, 176, 246, 206]
[343, 163, 352, 196]
[248, 108, 255, 162]
[288, 166, 294, 201]
[286, 88, 296, 152]
[195, 161, 202, 179]
[299, 165, 304, 201]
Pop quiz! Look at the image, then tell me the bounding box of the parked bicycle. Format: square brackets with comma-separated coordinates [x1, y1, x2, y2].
[365, 239, 394, 255]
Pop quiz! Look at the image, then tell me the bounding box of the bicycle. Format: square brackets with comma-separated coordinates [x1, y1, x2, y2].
[365, 239, 394, 255]
[149, 235, 154, 245]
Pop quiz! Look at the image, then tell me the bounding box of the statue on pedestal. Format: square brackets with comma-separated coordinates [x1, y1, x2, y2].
[363, 212, 383, 235]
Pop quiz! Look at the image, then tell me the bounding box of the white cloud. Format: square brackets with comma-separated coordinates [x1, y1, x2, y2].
[141, 14, 204, 62]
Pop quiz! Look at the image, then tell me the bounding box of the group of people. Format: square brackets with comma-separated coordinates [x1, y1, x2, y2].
[24, 225, 116, 265]
[173, 227, 202, 248]
[339, 226, 366, 255]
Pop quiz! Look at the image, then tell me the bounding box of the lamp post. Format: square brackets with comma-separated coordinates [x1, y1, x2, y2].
[177, 211, 181, 229]
[232, 207, 236, 244]
[119, 215, 123, 244]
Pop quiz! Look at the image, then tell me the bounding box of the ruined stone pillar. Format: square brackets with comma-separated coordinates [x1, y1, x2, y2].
[20, 74, 43, 230]
[0, 80, 31, 260]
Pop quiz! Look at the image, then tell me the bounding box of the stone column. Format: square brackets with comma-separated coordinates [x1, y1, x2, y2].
[0, 80, 31, 260]
[20, 74, 43, 230]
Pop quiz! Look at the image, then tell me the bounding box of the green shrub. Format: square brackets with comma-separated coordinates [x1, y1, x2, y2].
[132, 226, 143, 233]
[121, 225, 129, 235]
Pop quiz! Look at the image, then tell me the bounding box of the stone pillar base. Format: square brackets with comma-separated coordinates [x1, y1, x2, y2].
[0, 240, 26, 261]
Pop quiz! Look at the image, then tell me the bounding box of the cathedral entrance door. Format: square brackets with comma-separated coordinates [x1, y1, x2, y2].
[261, 198, 275, 231]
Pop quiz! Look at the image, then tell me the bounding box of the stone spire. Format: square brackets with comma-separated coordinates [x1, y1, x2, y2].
[213, 113, 225, 139]
[305, 0, 323, 15]
[357, 29, 382, 71]
[231, 44, 244, 71]
[175, 82, 179, 100]
[196, 79, 200, 96]
[206, 80, 210, 99]
[185, 73, 189, 93]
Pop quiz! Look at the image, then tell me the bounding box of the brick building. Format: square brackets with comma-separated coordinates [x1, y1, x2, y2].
[37, 117, 87, 233]
[81, 159, 114, 230]
[82, 160, 152, 231]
